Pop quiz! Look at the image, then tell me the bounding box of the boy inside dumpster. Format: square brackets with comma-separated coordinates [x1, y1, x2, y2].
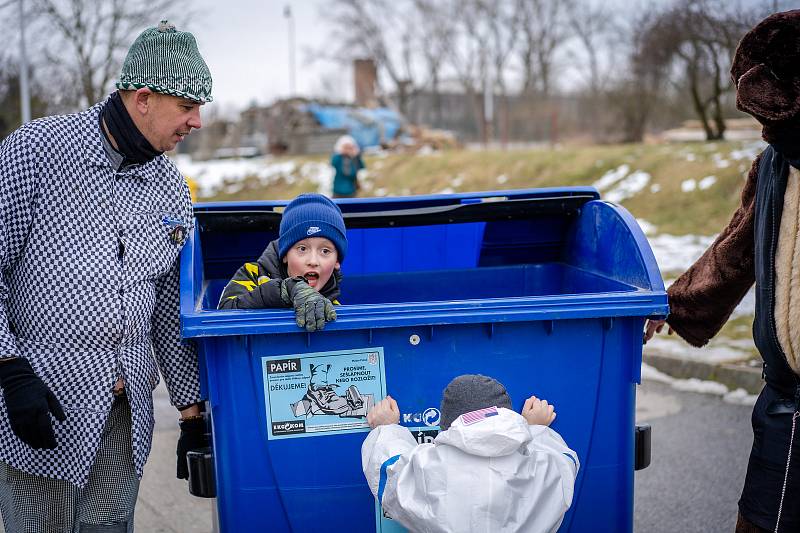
[362, 374, 579, 532]
[217, 193, 346, 332]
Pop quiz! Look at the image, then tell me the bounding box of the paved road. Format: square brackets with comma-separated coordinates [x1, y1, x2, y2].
[0, 378, 756, 532]
[634, 380, 754, 533]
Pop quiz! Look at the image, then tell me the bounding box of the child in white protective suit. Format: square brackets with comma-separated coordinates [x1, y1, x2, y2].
[361, 374, 579, 533]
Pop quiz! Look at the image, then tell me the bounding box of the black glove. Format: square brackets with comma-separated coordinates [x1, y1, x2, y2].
[280, 276, 337, 332]
[0, 357, 66, 449]
[177, 416, 209, 479]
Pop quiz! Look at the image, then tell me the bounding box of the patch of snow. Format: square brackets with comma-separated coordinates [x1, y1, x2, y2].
[640, 364, 757, 406]
[174, 156, 337, 197]
[640, 363, 675, 384]
[636, 219, 657, 236]
[671, 378, 729, 395]
[681, 179, 697, 192]
[645, 336, 754, 363]
[685, 153, 696, 162]
[648, 233, 715, 272]
[698, 175, 717, 190]
[729, 140, 766, 161]
[650, 184, 661, 193]
[723, 388, 759, 406]
[593, 164, 630, 190]
[604, 170, 651, 203]
[712, 153, 730, 168]
[436, 187, 455, 194]
[496, 174, 508, 184]
[374, 188, 388, 196]
[451, 175, 464, 187]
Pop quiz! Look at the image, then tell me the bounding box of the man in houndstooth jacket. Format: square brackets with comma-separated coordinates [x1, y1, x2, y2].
[0, 21, 212, 531]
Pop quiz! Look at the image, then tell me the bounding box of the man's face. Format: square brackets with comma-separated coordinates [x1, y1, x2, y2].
[140, 92, 203, 152]
[283, 237, 340, 291]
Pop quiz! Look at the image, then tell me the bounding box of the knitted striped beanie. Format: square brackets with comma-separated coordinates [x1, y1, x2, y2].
[117, 21, 213, 103]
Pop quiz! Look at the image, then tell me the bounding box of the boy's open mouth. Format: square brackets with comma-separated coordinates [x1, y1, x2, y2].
[304, 272, 320, 287]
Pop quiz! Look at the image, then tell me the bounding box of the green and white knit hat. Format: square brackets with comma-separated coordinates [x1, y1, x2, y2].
[117, 20, 213, 103]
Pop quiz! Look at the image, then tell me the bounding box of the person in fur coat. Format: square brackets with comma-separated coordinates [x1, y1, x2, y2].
[644, 10, 800, 533]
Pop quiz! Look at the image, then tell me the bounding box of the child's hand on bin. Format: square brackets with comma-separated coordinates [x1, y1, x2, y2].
[280, 277, 337, 332]
[522, 396, 556, 426]
[367, 395, 400, 429]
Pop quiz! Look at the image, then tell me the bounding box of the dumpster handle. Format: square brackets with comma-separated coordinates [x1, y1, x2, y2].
[635, 424, 651, 470]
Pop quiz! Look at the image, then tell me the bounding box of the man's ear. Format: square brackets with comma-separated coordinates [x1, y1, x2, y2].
[335, 261, 341, 271]
[133, 87, 155, 115]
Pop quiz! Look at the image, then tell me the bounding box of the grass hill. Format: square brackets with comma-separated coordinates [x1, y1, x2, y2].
[198, 140, 763, 238]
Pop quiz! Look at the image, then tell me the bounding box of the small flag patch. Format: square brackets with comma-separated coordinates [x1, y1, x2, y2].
[460, 406, 499, 425]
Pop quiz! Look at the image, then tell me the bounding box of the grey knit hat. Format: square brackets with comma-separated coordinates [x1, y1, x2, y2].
[117, 20, 213, 103]
[439, 374, 512, 430]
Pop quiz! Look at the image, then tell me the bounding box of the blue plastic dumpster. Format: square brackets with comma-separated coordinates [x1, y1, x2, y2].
[179, 187, 668, 532]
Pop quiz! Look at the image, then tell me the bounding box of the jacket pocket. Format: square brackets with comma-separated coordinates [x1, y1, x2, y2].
[123, 211, 189, 282]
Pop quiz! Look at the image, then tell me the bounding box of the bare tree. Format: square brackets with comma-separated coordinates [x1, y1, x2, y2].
[411, 0, 456, 124]
[606, 9, 673, 143]
[482, 0, 520, 145]
[325, 0, 420, 116]
[444, 0, 495, 142]
[0, 55, 49, 138]
[639, 0, 754, 140]
[32, 0, 186, 108]
[517, 0, 570, 97]
[565, 0, 619, 95]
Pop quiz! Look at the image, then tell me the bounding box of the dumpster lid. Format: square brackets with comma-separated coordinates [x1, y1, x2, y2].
[193, 187, 599, 231]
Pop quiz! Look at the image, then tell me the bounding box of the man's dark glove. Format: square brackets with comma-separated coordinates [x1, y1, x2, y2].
[0, 357, 66, 449]
[177, 416, 209, 479]
[280, 276, 336, 332]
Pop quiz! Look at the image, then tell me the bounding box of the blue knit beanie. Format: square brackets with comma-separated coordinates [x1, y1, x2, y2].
[279, 194, 348, 262]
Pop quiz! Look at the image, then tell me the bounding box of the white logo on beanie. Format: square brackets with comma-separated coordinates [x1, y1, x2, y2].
[306, 226, 321, 235]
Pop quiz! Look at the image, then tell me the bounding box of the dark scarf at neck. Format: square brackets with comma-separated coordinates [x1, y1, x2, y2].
[100, 91, 162, 166]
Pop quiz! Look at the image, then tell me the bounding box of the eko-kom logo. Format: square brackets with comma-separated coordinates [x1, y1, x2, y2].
[402, 407, 441, 427]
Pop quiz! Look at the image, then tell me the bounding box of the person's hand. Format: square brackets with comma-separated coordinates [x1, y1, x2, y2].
[176, 416, 209, 480]
[280, 277, 337, 332]
[367, 396, 400, 429]
[0, 357, 66, 449]
[643, 319, 673, 344]
[522, 395, 556, 426]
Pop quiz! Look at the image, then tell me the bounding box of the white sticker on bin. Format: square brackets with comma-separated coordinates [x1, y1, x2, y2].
[262, 347, 387, 440]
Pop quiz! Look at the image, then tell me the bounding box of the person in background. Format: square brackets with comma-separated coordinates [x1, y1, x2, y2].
[0, 20, 212, 532]
[362, 374, 578, 533]
[332, 135, 365, 198]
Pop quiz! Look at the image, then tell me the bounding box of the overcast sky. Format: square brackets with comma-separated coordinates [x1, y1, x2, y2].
[189, 0, 350, 114]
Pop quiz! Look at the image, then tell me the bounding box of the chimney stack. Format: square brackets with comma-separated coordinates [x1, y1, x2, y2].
[354, 58, 377, 107]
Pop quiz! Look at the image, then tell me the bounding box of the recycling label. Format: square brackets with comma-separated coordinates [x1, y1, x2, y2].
[261, 348, 386, 440]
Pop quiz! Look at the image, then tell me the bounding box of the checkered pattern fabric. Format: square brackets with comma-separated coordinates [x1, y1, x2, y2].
[0, 395, 139, 532]
[0, 99, 201, 487]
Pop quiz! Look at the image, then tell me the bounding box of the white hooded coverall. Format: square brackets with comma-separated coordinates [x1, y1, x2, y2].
[361, 407, 579, 533]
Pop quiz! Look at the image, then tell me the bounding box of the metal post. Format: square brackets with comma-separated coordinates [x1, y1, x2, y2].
[18, 0, 31, 123]
[483, 51, 493, 147]
[284, 5, 296, 96]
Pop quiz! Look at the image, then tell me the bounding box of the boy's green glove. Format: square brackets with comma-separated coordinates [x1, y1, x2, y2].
[280, 277, 337, 332]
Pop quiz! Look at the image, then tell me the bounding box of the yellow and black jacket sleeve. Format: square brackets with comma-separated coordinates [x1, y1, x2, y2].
[217, 262, 286, 309]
